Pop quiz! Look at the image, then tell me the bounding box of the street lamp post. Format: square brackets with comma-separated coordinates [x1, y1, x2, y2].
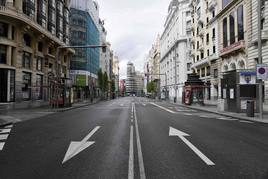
[257, 0, 263, 119]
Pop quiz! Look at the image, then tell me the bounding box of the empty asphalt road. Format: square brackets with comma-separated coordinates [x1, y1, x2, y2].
[0, 97, 267, 179]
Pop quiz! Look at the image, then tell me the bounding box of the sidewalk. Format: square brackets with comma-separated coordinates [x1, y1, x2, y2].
[0, 98, 101, 127]
[169, 101, 268, 124]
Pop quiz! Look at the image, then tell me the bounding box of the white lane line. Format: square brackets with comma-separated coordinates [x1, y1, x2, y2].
[239, 120, 254, 124]
[151, 103, 176, 114]
[0, 142, 4, 150]
[217, 117, 237, 121]
[199, 115, 210, 118]
[182, 113, 193, 116]
[134, 103, 146, 179]
[0, 134, 9, 140]
[128, 126, 134, 179]
[0, 129, 11, 134]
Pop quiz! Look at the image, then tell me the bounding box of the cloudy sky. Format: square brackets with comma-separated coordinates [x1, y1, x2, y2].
[97, 0, 168, 79]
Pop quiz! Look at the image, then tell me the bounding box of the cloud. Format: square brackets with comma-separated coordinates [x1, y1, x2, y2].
[97, 0, 167, 79]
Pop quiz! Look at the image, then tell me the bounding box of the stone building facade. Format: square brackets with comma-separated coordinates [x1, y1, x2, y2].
[0, 0, 74, 104]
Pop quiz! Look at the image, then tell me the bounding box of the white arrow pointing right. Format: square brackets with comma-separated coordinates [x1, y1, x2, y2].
[169, 127, 215, 166]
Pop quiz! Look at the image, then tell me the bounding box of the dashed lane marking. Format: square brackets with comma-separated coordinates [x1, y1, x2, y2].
[217, 117, 237, 121]
[239, 120, 254, 124]
[182, 113, 193, 116]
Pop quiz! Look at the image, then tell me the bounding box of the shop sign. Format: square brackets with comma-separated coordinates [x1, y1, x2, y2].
[76, 75, 88, 87]
[240, 71, 256, 84]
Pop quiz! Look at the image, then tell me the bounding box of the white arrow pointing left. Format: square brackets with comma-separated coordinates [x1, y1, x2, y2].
[62, 126, 101, 164]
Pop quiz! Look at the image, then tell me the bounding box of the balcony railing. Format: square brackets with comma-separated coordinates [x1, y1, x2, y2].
[208, 0, 217, 11]
[220, 40, 245, 57]
[0, 5, 66, 46]
[191, 57, 209, 69]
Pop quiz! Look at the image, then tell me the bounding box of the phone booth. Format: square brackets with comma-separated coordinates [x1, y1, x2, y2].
[183, 74, 205, 105]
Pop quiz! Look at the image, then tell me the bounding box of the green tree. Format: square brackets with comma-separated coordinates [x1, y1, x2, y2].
[147, 81, 156, 93]
[97, 69, 103, 99]
[111, 79, 115, 93]
[103, 72, 108, 99]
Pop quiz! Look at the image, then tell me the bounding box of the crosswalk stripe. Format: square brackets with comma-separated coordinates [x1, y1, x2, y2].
[0, 142, 4, 150]
[0, 129, 11, 134]
[0, 134, 9, 140]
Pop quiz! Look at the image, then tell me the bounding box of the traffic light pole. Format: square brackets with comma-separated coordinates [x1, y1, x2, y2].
[258, 0, 263, 119]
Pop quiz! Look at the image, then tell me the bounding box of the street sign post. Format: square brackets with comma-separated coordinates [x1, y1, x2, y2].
[257, 64, 268, 80]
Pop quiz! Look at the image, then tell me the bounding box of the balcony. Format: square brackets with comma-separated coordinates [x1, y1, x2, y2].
[186, 24, 192, 32]
[208, 53, 218, 61]
[198, 43, 204, 51]
[208, 0, 217, 11]
[191, 57, 209, 69]
[0, 5, 67, 47]
[199, 28, 204, 37]
[220, 40, 245, 57]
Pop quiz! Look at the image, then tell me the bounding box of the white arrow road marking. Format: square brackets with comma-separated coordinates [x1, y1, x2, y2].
[62, 126, 100, 164]
[151, 103, 176, 114]
[169, 127, 215, 166]
[0, 142, 4, 150]
[0, 134, 9, 140]
[0, 129, 11, 134]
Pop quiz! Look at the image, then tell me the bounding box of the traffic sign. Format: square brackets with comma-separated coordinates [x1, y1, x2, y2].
[256, 64, 268, 80]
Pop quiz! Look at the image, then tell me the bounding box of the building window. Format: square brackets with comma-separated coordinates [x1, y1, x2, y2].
[237, 5, 244, 41]
[38, 42, 43, 52]
[23, 34, 31, 47]
[201, 68, 205, 77]
[37, 0, 47, 27]
[213, 46, 216, 53]
[36, 57, 43, 71]
[48, 0, 56, 34]
[207, 50, 210, 56]
[207, 66, 210, 76]
[22, 72, 31, 100]
[261, 18, 265, 30]
[22, 51, 31, 69]
[229, 12, 235, 44]
[201, 53, 204, 59]
[212, 28, 215, 39]
[222, 0, 231, 8]
[197, 55, 199, 61]
[212, 11, 215, 18]
[214, 69, 218, 78]
[187, 63, 191, 71]
[23, 0, 35, 18]
[0, 45, 7, 64]
[0, 22, 8, 38]
[0, 0, 6, 5]
[223, 17, 228, 48]
[206, 33, 209, 44]
[36, 74, 43, 100]
[197, 41, 199, 49]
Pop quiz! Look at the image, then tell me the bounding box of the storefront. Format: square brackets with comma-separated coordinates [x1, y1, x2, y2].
[0, 69, 15, 103]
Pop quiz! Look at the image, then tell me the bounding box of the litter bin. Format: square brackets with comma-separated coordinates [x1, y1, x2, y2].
[246, 100, 254, 117]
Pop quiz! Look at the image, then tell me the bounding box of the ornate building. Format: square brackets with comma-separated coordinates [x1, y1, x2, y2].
[0, 0, 74, 103]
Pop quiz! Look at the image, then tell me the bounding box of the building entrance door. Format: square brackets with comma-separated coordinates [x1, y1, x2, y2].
[0, 69, 8, 102]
